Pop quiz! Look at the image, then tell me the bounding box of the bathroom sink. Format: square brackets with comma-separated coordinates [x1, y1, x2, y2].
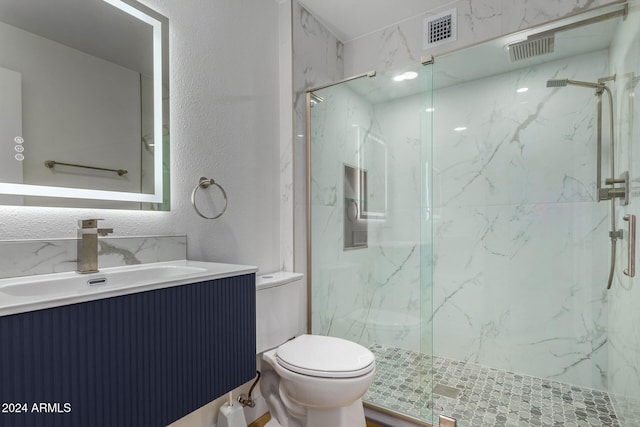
[0, 264, 208, 297]
[0, 260, 257, 316]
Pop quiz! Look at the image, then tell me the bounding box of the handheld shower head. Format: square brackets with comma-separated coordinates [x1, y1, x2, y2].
[546, 78, 602, 89]
[546, 78, 568, 87]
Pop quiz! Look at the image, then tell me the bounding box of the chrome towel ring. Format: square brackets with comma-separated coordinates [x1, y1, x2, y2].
[191, 177, 228, 219]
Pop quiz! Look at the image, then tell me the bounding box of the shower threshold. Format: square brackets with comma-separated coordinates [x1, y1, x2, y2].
[365, 344, 626, 426]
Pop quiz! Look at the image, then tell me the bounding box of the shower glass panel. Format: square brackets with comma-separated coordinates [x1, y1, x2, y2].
[308, 64, 435, 424]
[430, 3, 640, 426]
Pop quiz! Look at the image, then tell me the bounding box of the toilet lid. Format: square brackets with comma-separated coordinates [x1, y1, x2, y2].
[276, 334, 375, 379]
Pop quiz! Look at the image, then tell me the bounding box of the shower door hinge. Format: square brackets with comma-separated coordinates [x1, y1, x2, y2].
[439, 414, 457, 427]
[422, 54, 434, 65]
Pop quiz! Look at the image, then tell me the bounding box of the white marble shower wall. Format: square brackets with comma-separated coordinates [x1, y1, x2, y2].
[298, 0, 633, 395]
[343, 0, 620, 76]
[293, 1, 345, 283]
[432, 51, 612, 390]
[310, 82, 425, 352]
[607, 0, 640, 414]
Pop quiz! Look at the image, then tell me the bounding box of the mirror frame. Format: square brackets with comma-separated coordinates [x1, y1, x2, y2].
[0, 0, 169, 205]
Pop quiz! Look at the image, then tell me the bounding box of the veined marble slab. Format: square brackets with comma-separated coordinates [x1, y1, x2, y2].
[0, 235, 187, 279]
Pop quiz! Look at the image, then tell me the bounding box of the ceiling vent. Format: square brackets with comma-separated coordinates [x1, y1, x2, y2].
[508, 35, 555, 62]
[424, 8, 457, 49]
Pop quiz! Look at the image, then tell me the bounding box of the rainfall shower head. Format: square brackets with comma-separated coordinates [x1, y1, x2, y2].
[546, 78, 602, 89]
[508, 35, 555, 62]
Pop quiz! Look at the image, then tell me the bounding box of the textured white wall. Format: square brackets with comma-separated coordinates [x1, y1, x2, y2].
[0, 0, 283, 275]
[0, 1, 287, 425]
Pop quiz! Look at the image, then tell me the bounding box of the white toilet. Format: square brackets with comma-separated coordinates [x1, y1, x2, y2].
[256, 272, 376, 427]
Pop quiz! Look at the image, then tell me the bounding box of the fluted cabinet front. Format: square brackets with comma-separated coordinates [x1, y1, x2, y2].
[0, 273, 256, 427]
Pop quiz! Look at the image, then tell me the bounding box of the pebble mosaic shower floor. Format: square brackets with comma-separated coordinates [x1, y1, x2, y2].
[365, 345, 634, 427]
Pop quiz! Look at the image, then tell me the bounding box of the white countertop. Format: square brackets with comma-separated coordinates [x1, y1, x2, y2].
[0, 260, 257, 316]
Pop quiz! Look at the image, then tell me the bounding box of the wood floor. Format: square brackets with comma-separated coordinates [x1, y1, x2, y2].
[247, 413, 270, 427]
[248, 412, 385, 427]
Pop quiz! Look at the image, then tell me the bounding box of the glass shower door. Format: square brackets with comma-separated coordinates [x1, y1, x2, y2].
[307, 63, 435, 424]
[428, 3, 640, 426]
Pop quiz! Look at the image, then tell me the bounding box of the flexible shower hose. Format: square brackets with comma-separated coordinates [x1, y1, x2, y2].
[604, 84, 618, 291]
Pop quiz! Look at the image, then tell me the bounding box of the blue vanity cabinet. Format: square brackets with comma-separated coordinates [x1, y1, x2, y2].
[0, 273, 256, 427]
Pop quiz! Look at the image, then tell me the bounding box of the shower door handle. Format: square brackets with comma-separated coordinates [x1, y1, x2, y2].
[624, 214, 636, 277]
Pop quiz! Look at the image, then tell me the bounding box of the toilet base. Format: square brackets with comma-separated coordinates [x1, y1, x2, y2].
[262, 399, 366, 427]
[305, 398, 367, 427]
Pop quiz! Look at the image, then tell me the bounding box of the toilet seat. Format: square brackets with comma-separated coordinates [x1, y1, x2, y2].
[276, 334, 375, 379]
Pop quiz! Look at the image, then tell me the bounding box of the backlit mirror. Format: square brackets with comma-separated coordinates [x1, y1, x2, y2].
[0, 0, 169, 210]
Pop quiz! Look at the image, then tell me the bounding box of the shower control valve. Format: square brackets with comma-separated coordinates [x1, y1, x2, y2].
[599, 171, 629, 205]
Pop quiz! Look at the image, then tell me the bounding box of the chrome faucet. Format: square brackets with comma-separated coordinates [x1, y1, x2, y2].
[77, 219, 113, 274]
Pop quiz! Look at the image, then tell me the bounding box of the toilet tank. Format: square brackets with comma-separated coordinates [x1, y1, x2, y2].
[256, 272, 304, 354]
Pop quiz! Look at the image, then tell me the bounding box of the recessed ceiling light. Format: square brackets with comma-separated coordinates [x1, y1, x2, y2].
[453, 126, 467, 132]
[517, 87, 529, 93]
[425, 107, 435, 112]
[393, 71, 419, 82]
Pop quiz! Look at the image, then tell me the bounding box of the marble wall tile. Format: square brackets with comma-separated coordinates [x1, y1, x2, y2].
[433, 50, 608, 209]
[501, 0, 618, 35]
[297, 0, 637, 403]
[607, 0, 640, 415]
[344, 0, 503, 76]
[309, 82, 426, 352]
[292, 1, 345, 314]
[431, 49, 612, 390]
[280, 0, 294, 273]
[309, 32, 617, 392]
[343, 0, 620, 79]
[292, 1, 344, 155]
[433, 202, 609, 389]
[0, 235, 186, 279]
